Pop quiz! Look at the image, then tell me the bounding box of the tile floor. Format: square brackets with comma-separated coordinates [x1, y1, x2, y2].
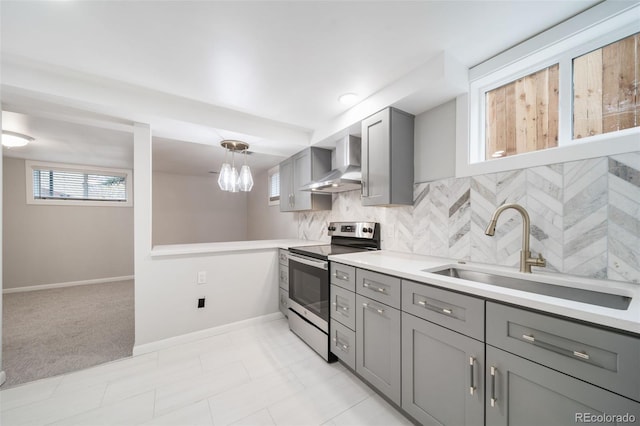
[0, 317, 413, 426]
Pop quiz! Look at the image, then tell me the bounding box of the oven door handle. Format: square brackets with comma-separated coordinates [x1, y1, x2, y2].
[289, 254, 328, 270]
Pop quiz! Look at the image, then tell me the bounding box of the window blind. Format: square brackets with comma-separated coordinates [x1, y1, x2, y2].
[269, 168, 280, 202]
[32, 168, 127, 202]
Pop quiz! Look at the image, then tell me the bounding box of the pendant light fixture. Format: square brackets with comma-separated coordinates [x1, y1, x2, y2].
[218, 140, 253, 192]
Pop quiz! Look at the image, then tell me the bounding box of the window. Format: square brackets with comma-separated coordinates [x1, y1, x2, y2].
[461, 3, 639, 177]
[26, 161, 133, 207]
[485, 64, 559, 160]
[268, 165, 280, 205]
[573, 33, 639, 139]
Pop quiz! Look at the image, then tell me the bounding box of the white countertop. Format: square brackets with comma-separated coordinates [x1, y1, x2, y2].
[151, 239, 323, 257]
[328, 250, 640, 335]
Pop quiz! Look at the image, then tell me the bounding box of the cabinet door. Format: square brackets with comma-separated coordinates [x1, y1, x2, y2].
[279, 158, 293, 212]
[402, 313, 484, 426]
[279, 288, 289, 318]
[361, 108, 390, 206]
[356, 294, 401, 405]
[486, 345, 640, 426]
[292, 150, 312, 211]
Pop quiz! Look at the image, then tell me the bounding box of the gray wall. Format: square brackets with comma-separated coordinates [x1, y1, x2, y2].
[2, 157, 134, 290]
[414, 99, 456, 183]
[246, 168, 297, 240]
[152, 172, 249, 245]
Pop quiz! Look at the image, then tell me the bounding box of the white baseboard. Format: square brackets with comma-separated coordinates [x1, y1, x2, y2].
[3, 275, 135, 294]
[133, 312, 285, 356]
[0, 371, 6, 387]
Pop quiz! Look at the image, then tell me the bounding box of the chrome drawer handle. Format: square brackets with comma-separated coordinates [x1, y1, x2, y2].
[334, 272, 349, 280]
[363, 281, 387, 293]
[490, 366, 497, 407]
[469, 357, 476, 396]
[362, 302, 385, 315]
[332, 337, 349, 352]
[522, 334, 535, 342]
[417, 300, 453, 316]
[522, 334, 591, 362]
[573, 350, 590, 360]
[331, 302, 349, 312]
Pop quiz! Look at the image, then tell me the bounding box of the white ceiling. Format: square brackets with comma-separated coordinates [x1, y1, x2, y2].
[1, 0, 603, 173]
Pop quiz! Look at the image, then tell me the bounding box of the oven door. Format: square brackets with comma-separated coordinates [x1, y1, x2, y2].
[288, 254, 329, 333]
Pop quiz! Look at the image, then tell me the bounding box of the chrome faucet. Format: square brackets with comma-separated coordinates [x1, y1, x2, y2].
[485, 203, 546, 273]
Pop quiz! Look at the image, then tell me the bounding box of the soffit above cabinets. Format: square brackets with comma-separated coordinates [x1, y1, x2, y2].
[1, 1, 599, 167]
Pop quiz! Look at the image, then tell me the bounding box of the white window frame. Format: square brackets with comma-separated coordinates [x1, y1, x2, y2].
[26, 160, 133, 207]
[267, 165, 280, 206]
[457, 2, 640, 177]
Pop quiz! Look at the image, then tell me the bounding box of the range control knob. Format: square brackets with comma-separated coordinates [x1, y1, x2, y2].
[367, 227, 374, 233]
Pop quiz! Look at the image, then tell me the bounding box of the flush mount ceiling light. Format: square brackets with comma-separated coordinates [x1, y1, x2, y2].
[2, 130, 34, 148]
[338, 93, 359, 106]
[217, 140, 253, 192]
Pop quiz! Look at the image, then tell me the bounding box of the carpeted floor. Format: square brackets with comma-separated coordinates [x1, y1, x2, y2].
[2, 280, 134, 388]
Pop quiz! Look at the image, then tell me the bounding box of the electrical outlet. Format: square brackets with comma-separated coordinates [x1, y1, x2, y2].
[197, 271, 207, 284]
[197, 298, 205, 308]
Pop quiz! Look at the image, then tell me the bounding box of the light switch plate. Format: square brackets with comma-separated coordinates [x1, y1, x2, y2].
[197, 271, 207, 284]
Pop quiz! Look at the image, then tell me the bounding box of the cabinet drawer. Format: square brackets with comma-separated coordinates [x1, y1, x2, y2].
[331, 319, 356, 370]
[402, 280, 484, 341]
[330, 284, 355, 330]
[331, 263, 356, 291]
[356, 269, 401, 309]
[278, 249, 289, 266]
[487, 302, 640, 402]
[278, 265, 289, 290]
[279, 288, 289, 318]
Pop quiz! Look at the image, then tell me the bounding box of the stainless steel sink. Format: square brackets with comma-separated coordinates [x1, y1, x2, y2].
[428, 267, 632, 310]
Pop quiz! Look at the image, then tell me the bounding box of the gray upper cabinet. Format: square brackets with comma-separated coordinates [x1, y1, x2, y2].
[361, 107, 414, 206]
[402, 312, 484, 426]
[279, 147, 332, 212]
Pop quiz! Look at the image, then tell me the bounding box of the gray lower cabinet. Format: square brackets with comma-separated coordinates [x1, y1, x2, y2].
[402, 313, 484, 426]
[278, 288, 289, 318]
[356, 294, 401, 406]
[486, 345, 640, 426]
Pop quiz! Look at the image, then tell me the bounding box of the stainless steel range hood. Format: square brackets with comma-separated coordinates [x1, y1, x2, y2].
[300, 135, 361, 193]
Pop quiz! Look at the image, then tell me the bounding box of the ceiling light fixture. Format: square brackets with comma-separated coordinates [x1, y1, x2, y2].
[2, 130, 34, 148]
[338, 93, 359, 106]
[218, 140, 253, 192]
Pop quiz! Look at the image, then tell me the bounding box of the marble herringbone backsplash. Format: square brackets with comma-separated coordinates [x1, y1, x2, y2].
[296, 152, 639, 283]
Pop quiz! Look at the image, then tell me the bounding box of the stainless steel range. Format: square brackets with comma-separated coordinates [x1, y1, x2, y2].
[288, 221, 381, 361]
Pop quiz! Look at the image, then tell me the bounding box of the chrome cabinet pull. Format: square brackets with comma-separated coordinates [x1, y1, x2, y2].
[490, 366, 497, 407]
[362, 302, 385, 315]
[363, 280, 387, 293]
[573, 350, 590, 360]
[417, 299, 453, 316]
[469, 357, 476, 395]
[331, 301, 349, 314]
[332, 337, 349, 352]
[334, 271, 349, 281]
[522, 334, 535, 342]
[521, 333, 591, 362]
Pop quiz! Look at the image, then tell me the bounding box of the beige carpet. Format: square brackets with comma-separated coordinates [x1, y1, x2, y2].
[2, 280, 134, 388]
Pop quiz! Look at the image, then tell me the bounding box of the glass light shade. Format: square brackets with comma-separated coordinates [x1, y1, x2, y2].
[229, 166, 240, 192]
[239, 164, 253, 191]
[218, 163, 231, 190]
[2, 132, 32, 147]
